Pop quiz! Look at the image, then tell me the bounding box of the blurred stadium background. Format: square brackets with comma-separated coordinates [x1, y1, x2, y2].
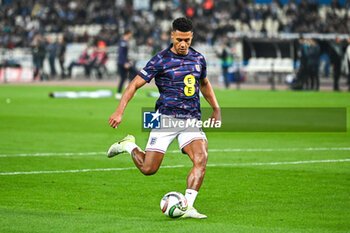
[1, 1, 350, 232]
[1, 0, 350, 91]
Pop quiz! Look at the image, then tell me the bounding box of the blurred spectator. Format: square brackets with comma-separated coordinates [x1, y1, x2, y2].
[47, 37, 57, 78]
[217, 42, 234, 89]
[345, 38, 350, 91]
[90, 42, 109, 79]
[67, 45, 89, 77]
[319, 53, 330, 77]
[307, 39, 321, 90]
[116, 30, 134, 100]
[31, 34, 47, 80]
[86, 45, 99, 77]
[295, 37, 309, 89]
[203, 0, 214, 16]
[1, 0, 350, 49]
[328, 37, 343, 91]
[56, 36, 66, 79]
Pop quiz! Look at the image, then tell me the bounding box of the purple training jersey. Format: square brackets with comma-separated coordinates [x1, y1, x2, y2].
[138, 44, 207, 119]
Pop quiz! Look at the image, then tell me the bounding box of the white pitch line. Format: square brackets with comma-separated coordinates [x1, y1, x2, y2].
[206, 147, 350, 152]
[1, 147, 350, 158]
[0, 167, 137, 175]
[207, 158, 350, 167]
[0, 159, 349, 176]
[0, 152, 104, 157]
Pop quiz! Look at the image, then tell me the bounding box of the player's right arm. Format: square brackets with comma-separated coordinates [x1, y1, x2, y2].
[109, 53, 160, 128]
[109, 75, 147, 128]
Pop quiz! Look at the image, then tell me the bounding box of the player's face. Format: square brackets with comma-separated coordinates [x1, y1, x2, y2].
[171, 30, 193, 55]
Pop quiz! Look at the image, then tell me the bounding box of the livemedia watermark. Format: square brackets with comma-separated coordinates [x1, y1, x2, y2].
[143, 109, 221, 131]
[141, 107, 347, 132]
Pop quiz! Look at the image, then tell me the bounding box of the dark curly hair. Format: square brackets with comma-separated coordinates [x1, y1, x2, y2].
[172, 17, 193, 32]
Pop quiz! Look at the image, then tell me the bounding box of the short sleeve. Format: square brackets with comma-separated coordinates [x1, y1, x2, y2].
[199, 56, 207, 79]
[138, 55, 162, 83]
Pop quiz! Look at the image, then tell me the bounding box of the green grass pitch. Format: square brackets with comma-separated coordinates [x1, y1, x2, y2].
[0, 85, 349, 233]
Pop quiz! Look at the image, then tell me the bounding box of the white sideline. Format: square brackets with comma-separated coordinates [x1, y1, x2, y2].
[0, 152, 104, 157]
[0, 159, 349, 176]
[1, 147, 350, 158]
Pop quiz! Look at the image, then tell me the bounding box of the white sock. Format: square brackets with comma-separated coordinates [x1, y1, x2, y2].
[185, 189, 198, 208]
[124, 142, 139, 154]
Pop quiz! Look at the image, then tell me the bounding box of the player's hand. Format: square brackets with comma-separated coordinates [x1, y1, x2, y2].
[109, 112, 123, 128]
[124, 63, 131, 69]
[210, 108, 222, 127]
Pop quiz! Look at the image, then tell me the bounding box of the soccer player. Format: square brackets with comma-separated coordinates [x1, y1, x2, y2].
[107, 17, 221, 219]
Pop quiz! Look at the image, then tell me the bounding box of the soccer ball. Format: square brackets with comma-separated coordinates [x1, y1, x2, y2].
[160, 191, 188, 218]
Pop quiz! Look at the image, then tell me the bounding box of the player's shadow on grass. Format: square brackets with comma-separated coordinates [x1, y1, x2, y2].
[160, 217, 206, 221]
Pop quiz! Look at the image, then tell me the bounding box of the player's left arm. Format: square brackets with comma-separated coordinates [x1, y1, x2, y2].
[199, 77, 221, 122]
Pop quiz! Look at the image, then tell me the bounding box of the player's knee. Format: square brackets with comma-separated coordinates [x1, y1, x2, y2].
[142, 166, 158, 176]
[193, 151, 208, 167]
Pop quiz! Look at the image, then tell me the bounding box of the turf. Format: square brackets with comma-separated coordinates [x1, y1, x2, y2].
[0, 85, 349, 233]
